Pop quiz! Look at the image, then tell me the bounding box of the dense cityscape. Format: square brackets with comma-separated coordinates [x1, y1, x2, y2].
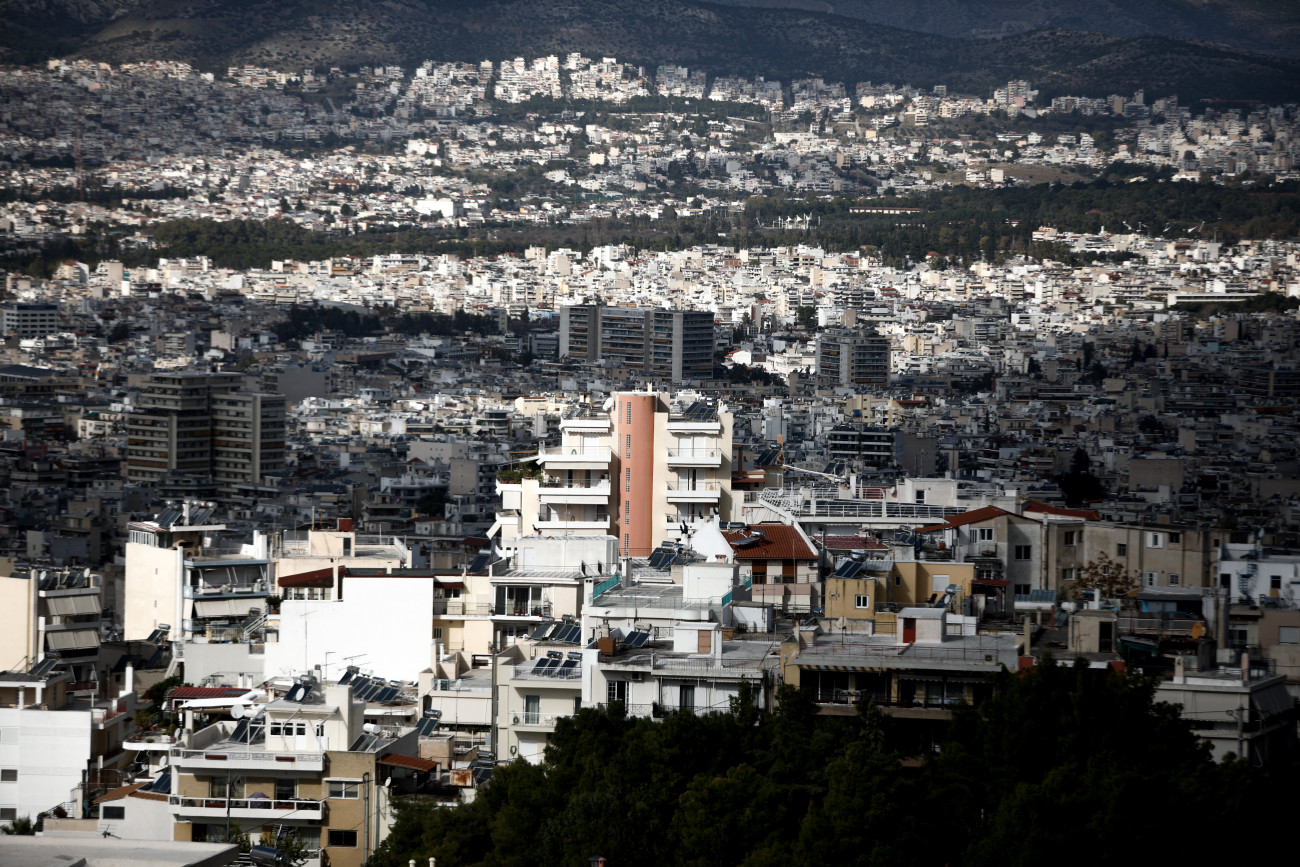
[2, 18, 1299, 867]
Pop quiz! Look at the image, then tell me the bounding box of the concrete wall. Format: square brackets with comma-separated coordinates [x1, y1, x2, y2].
[0, 706, 92, 820]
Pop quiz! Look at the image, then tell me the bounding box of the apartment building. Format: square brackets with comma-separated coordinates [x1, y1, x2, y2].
[125, 372, 285, 496]
[558, 305, 715, 382]
[493, 393, 734, 559]
[166, 679, 425, 867]
[814, 327, 891, 387]
[123, 502, 271, 643]
[2, 303, 60, 338]
[0, 564, 106, 689]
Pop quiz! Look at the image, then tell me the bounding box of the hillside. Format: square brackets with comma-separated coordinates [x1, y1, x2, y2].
[2, 0, 1297, 102]
[708, 0, 1300, 57]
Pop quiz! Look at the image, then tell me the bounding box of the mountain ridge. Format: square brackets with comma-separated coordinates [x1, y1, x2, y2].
[1, 0, 1296, 103]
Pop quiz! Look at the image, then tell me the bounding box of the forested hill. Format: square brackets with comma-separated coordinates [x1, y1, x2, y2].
[2, 0, 1298, 103]
[365, 660, 1293, 867]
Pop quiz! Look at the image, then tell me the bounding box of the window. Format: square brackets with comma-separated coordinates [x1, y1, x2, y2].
[275, 779, 296, 801]
[1220, 572, 1232, 589]
[624, 501, 630, 522]
[328, 830, 358, 848]
[1014, 584, 1030, 596]
[1168, 573, 1180, 587]
[623, 534, 629, 555]
[1168, 532, 1181, 545]
[977, 527, 993, 542]
[1116, 543, 1128, 557]
[625, 402, 632, 424]
[1147, 533, 1164, 549]
[101, 805, 125, 820]
[0, 808, 15, 821]
[0, 769, 15, 782]
[327, 780, 359, 799]
[1279, 626, 1300, 645]
[524, 694, 541, 725]
[432, 627, 443, 641]
[1063, 531, 1078, 546]
[894, 575, 902, 587]
[574, 697, 583, 715]
[914, 489, 926, 504]
[1271, 575, 1282, 591]
[625, 434, 631, 458]
[1061, 568, 1074, 583]
[1014, 545, 1031, 560]
[680, 685, 695, 711]
[625, 468, 631, 492]
[607, 680, 627, 703]
[855, 594, 870, 609]
[1145, 571, 1158, 587]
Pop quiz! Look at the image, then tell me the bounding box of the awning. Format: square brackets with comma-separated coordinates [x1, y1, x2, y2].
[972, 578, 1010, 587]
[378, 754, 438, 772]
[193, 598, 261, 618]
[46, 594, 102, 616]
[46, 628, 100, 650]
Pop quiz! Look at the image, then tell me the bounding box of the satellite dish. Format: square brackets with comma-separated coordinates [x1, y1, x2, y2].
[231, 704, 246, 719]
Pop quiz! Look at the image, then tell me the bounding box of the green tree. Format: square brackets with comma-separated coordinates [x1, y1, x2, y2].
[0, 816, 35, 835]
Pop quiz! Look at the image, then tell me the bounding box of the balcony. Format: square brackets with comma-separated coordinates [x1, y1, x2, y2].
[512, 663, 583, 682]
[536, 446, 612, 469]
[168, 795, 324, 821]
[514, 712, 559, 728]
[170, 747, 325, 773]
[665, 480, 723, 503]
[431, 600, 494, 618]
[535, 516, 611, 532]
[493, 603, 552, 619]
[184, 581, 269, 599]
[538, 479, 611, 506]
[666, 447, 722, 468]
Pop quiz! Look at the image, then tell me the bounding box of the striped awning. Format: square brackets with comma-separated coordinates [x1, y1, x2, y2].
[193, 598, 261, 618]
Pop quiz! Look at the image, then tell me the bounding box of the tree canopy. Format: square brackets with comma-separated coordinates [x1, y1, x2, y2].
[367, 660, 1289, 867]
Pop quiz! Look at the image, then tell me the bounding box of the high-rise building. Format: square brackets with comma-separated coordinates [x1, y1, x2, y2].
[493, 393, 734, 558]
[2, 303, 60, 338]
[125, 372, 285, 494]
[558, 305, 715, 382]
[815, 327, 891, 387]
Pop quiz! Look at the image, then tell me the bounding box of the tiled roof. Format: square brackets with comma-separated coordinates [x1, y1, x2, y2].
[165, 686, 251, 701]
[278, 566, 334, 588]
[722, 524, 816, 561]
[821, 535, 890, 551]
[378, 753, 438, 772]
[1024, 500, 1102, 520]
[916, 506, 1011, 533]
[94, 781, 149, 803]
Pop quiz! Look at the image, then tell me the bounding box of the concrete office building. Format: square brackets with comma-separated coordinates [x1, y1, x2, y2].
[558, 305, 715, 382]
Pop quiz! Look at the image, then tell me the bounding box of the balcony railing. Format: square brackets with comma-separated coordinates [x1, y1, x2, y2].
[512, 663, 583, 681]
[170, 748, 325, 772]
[493, 604, 552, 618]
[537, 446, 612, 462]
[168, 795, 325, 820]
[432, 600, 494, 617]
[185, 582, 269, 598]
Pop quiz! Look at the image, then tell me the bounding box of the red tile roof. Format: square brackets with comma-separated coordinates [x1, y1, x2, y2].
[278, 566, 334, 588]
[722, 524, 816, 561]
[95, 781, 149, 803]
[916, 506, 1011, 533]
[821, 535, 889, 551]
[378, 753, 438, 772]
[165, 686, 251, 701]
[1023, 500, 1102, 521]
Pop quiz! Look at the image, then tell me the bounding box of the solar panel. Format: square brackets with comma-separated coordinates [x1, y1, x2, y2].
[416, 718, 440, 737]
[648, 547, 674, 569]
[230, 719, 250, 743]
[338, 666, 357, 686]
[626, 631, 649, 648]
[833, 560, 865, 579]
[557, 659, 577, 675]
[561, 624, 583, 644]
[144, 647, 165, 669]
[149, 768, 171, 793]
[28, 656, 58, 678]
[349, 733, 378, 752]
[541, 658, 560, 675]
[467, 553, 489, 573]
[529, 622, 557, 640]
[380, 687, 401, 703]
[285, 682, 313, 703]
[531, 658, 550, 674]
[146, 627, 169, 643]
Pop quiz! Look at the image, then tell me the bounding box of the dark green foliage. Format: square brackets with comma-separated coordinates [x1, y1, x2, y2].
[366, 662, 1284, 867]
[1058, 446, 1107, 505]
